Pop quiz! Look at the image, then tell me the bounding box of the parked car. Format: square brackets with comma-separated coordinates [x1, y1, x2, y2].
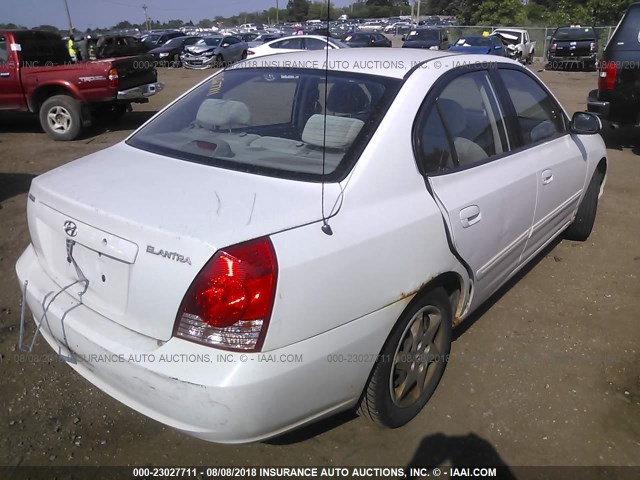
[142, 30, 183, 49]
[588, 2, 640, 127]
[16, 48, 607, 443]
[0, 30, 163, 140]
[358, 21, 385, 32]
[247, 35, 349, 58]
[547, 25, 598, 70]
[246, 33, 284, 48]
[492, 28, 536, 64]
[342, 32, 392, 48]
[402, 28, 449, 50]
[94, 35, 149, 59]
[448, 34, 506, 56]
[181, 35, 248, 69]
[147, 36, 202, 67]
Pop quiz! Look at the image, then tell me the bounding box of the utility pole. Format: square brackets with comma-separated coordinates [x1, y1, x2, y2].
[276, 0, 279, 25]
[63, 0, 74, 35]
[416, 0, 421, 25]
[142, 4, 150, 32]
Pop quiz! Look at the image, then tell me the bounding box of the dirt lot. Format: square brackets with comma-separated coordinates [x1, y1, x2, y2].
[0, 61, 638, 471]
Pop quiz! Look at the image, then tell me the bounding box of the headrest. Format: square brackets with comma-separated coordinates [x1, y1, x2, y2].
[302, 114, 364, 149]
[326, 81, 370, 115]
[437, 99, 466, 137]
[196, 99, 251, 130]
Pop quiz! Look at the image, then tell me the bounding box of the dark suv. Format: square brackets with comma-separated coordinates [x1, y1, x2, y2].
[547, 25, 598, 70]
[588, 3, 640, 127]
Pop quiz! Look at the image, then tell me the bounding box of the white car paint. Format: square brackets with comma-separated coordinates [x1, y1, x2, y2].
[246, 34, 344, 58]
[16, 49, 607, 443]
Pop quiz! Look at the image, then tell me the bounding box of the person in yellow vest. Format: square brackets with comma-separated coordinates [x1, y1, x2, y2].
[67, 34, 77, 62]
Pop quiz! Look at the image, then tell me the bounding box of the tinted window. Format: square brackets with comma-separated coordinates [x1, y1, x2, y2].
[455, 36, 491, 47]
[225, 37, 240, 45]
[407, 29, 439, 41]
[305, 38, 326, 50]
[13, 31, 71, 66]
[0, 36, 7, 63]
[416, 108, 454, 174]
[498, 69, 565, 145]
[272, 38, 303, 49]
[438, 71, 508, 166]
[554, 27, 596, 41]
[608, 4, 640, 51]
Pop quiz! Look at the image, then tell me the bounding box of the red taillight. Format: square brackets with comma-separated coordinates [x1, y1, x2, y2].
[598, 61, 617, 90]
[108, 68, 119, 88]
[174, 237, 277, 351]
[550, 42, 557, 52]
[247, 50, 255, 55]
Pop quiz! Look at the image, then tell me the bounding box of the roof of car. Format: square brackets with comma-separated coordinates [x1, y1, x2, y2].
[232, 48, 517, 79]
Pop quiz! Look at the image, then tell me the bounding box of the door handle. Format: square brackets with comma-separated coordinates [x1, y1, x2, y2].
[542, 169, 554, 185]
[0, 72, 10, 78]
[460, 205, 481, 228]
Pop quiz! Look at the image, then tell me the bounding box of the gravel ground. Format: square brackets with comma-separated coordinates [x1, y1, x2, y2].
[0, 59, 638, 471]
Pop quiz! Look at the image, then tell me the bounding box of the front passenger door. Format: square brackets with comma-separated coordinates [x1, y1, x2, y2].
[495, 68, 586, 262]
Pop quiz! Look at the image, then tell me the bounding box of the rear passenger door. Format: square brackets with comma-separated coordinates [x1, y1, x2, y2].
[415, 68, 538, 310]
[494, 67, 586, 262]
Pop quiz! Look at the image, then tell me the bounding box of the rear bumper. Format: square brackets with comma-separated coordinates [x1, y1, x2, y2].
[16, 244, 401, 443]
[587, 89, 611, 120]
[547, 54, 596, 66]
[117, 81, 164, 101]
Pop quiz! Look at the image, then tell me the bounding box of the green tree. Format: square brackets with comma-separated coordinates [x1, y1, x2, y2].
[287, 0, 310, 21]
[470, 0, 525, 25]
[34, 24, 60, 32]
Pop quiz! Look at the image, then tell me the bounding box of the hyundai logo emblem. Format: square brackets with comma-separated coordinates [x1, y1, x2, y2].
[64, 220, 78, 237]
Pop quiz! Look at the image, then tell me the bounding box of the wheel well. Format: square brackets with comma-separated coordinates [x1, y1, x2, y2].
[596, 157, 607, 181]
[410, 272, 463, 326]
[30, 86, 74, 112]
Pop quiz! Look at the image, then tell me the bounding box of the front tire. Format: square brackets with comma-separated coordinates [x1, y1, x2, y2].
[564, 171, 602, 241]
[39, 95, 83, 141]
[358, 287, 452, 428]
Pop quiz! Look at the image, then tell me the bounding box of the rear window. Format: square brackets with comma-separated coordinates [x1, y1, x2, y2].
[13, 31, 71, 66]
[608, 4, 640, 51]
[127, 68, 400, 182]
[553, 27, 596, 41]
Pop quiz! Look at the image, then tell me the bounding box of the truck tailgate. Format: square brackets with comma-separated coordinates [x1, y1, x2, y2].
[112, 55, 157, 90]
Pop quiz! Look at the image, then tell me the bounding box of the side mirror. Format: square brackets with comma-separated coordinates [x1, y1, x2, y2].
[570, 111, 601, 135]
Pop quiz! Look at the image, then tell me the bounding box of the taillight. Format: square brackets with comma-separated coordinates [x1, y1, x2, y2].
[590, 42, 596, 53]
[598, 61, 617, 90]
[550, 43, 557, 52]
[247, 50, 255, 55]
[108, 68, 119, 88]
[174, 237, 278, 352]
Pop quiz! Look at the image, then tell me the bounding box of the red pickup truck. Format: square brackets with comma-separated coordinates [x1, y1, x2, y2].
[0, 30, 163, 140]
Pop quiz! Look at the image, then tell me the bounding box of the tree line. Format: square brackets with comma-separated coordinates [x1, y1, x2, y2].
[0, 0, 633, 34]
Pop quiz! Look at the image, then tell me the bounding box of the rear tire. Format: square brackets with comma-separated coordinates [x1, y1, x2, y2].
[39, 95, 83, 141]
[358, 287, 452, 428]
[564, 171, 602, 241]
[241, 50, 247, 60]
[93, 103, 127, 123]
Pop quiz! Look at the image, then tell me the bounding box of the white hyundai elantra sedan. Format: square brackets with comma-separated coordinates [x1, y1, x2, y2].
[16, 48, 607, 443]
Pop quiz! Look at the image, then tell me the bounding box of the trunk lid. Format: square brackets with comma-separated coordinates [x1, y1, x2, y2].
[27, 142, 340, 341]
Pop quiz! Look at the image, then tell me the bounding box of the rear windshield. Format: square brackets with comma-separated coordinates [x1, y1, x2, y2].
[608, 4, 640, 51]
[13, 31, 71, 66]
[163, 37, 188, 48]
[127, 68, 400, 182]
[406, 30, 440, 41]
[553, 27, 596, 41]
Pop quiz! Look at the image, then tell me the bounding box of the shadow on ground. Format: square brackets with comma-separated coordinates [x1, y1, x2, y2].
[406, 433, 517, 479]
[600, 123, 640, 155]
[0, 173, 37, 203]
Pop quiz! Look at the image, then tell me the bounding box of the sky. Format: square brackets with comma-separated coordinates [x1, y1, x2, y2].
[1, 0, 353, 31]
